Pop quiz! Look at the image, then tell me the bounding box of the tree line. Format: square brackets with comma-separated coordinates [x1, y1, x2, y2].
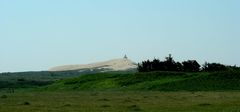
[138, 54, 239, 72]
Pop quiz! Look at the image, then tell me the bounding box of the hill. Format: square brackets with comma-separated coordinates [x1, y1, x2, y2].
[48, 58, 137, 72]
[0, 71, 83, 89]
[45, 70, 240, 91]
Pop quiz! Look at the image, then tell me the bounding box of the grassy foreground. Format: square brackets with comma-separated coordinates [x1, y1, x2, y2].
[1, 91, 240, 112]
[1, 70, 240, 112]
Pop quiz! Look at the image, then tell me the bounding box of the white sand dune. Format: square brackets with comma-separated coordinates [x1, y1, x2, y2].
[48, 58, 137, 72]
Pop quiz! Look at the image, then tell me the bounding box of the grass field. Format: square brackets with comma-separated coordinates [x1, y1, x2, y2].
[1, 70, 240, 112]
[45, 70, 240, 91]
[0, 91, 240, 112]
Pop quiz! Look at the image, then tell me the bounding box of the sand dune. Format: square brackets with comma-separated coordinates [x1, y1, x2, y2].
[49, 58, 137, 72]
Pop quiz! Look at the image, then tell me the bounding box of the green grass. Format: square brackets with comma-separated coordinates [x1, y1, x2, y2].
[1, 70, 240, 111]
[0, 91, 240, 112]
[45, 70, 240, 91]
[2, 70, 240, 91]
[0, 70, 136, 89]
[0, 71, 83, 89]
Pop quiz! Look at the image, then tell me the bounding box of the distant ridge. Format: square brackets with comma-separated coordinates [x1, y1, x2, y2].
[48, 58, 137, 72]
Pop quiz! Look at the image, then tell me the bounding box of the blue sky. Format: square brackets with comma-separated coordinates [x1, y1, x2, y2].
[0, 0, 240, 72]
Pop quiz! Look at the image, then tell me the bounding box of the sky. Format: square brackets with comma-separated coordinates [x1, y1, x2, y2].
[0, 0, 240, 72]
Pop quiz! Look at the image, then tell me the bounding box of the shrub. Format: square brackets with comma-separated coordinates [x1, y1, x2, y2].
[182, 60, 200, 72]
[202, 62, 227, 72]
[23, 102, 30, 105]
[1, 95, 7, 99]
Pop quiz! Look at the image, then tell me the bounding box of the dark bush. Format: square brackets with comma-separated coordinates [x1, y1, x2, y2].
[17, 78, 25, 81]
[138, 55, 237, 73]
[202, 62, 227, 72]
[138, 54, 201, 72]
[1, 95, 7, 99]
[182, 60, 200, 72]
[23, 102, 30, 105]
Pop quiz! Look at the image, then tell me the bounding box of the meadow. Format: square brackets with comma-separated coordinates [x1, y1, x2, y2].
[1, 70, 240, 112]
[45, 70, 240, 91]
[1, 91, 240, 112]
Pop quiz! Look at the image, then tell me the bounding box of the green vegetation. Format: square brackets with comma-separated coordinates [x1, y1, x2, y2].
[0, 71, 87, 89]
[0, 70, 239, 112]
[1, 68, 240, 92]
[0, 70, 136, 89]
[1, 59, 240, 112]
[45, 70, 240, 91]
[0, 91, 240, 112]
[138, 54, 239, 72]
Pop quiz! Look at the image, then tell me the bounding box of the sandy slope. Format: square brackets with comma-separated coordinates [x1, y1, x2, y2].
[48, 58, 137, 72]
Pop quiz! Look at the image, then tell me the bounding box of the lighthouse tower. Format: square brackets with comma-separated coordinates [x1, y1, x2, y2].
[124, 55, 128, 59]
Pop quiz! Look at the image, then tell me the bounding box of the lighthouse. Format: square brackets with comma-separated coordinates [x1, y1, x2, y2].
[124, 55, 128, 59]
